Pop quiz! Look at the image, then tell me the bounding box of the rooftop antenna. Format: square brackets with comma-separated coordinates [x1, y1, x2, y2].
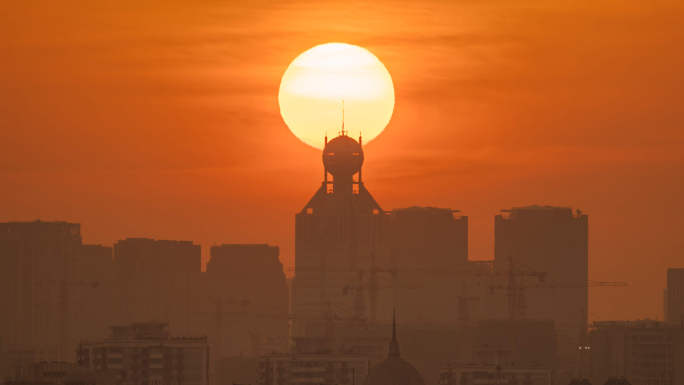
[341, 100, 346, 136]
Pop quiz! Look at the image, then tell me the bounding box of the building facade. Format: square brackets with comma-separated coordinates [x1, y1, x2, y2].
[666, 269, 684, 325]
[385, 207, 469, 324]
[588, 320, 684, 385]
[495, 206, 588, 379]
[206, 244, 289, 357]
[70, 244, 117, 354]
[257, 353, 369, 385]
[0, 221, 82, 361]
[2, 361, 115, 385]
[292, 133, 389, 340]
[77, 323, 209, 385]
[112, 238, 202, 332]
[292, 133, 474, 341]
[469, 319, 557, 370]
[439, 364, 552, 385]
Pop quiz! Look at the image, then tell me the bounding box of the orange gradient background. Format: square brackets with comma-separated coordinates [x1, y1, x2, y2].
[1, 1, 683, 322]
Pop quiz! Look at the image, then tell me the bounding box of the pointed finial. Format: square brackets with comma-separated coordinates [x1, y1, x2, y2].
[359, 131, 363, 146]
[392, 308, 396, 340]
[341, 100, 346, 136]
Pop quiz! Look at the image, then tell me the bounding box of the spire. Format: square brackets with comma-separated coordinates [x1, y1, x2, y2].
[341, 100, 346, 136]
[392, 308, 397, 340]
[389, 308, 400, 358]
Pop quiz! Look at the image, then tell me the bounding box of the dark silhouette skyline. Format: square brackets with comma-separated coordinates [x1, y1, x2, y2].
[2, 1, 683, 384]
[2, 131, 680, 385]
[3, 1, 683, 325]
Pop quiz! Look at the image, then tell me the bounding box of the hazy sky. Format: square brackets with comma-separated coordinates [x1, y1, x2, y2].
[1, 0, 683, 321]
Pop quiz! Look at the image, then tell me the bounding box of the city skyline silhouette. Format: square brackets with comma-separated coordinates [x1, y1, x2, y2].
[1, 1, 684, 385]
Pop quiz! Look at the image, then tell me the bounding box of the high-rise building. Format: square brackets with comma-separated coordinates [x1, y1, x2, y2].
[387, 207, 468, 268]
[386, 207, 468, 324]
[495, 205, 588, 378]
[77, 322, 209, 385]
[290, 132, 480, 380]
[291, 132, 476, 332]
[113, 238, 200, 276]
[0, 220, 82, 361]
[206, 244, 289, 357]
[666, 268, 684, 325]
[74, 244, 113, 280]
[112, 238, 201, 332]
[69, 244, 116, 352]
[292, 133, 389, 339]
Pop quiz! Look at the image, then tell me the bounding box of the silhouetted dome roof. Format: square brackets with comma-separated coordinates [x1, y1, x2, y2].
[364, 357, 424, 385]
[322, 135, 364, 176]
[364, 310, 424, 385]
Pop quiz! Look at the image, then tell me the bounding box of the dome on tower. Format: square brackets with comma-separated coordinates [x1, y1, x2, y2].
[322, 135, 364, 176]
[363, 311, 424, 385]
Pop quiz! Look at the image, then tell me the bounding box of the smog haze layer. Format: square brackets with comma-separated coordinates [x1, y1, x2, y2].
[1, 0, 683, 322]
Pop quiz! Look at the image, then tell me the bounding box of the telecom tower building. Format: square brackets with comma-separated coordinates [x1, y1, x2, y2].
[292, 130, 391, 348]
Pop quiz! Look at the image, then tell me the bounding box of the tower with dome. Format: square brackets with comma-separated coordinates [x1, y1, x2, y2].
[291, 128, 391, 353]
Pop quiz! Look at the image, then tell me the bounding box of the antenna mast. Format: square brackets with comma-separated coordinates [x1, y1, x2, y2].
[341, 100, 346, 136]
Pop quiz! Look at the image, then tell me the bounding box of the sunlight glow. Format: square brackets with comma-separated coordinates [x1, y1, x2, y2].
[279, 43, 395, 149]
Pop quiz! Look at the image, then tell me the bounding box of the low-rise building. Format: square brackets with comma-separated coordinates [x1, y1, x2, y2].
[257, 353, 369, 385]
[588, 320, 684, 385]
[77, 323, 208, 385]
[2, 361, 115, 385]
[439, 364, 552, 385]
[666, 269, 684, 325]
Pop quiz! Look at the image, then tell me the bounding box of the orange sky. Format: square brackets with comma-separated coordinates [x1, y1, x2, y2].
[1, 0, 683, 322]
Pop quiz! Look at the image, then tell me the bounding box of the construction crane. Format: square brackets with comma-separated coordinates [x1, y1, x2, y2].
[341, 266, 424, 324]
[486, 256, 547, 320]
[292, 258, 497, 325]
[488, 278, 629, 320]
[487, 257, 628, 320]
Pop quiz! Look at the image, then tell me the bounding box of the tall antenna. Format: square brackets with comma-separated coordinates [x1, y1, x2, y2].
[341, 100, 346, 136]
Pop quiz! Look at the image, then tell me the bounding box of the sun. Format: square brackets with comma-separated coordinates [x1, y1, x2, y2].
[278, 43, 395, 149]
